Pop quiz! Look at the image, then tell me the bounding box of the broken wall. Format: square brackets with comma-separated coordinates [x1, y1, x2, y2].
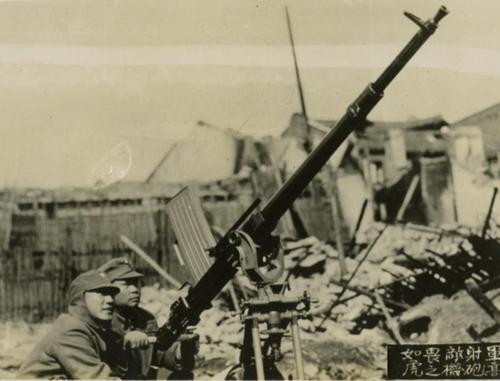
[419, 156, 456, 226]
[452, 163, 500, 227]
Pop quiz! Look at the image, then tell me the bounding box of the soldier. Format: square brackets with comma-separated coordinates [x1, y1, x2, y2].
[17, 270, 121, 380]
[98, 257, 198, 380]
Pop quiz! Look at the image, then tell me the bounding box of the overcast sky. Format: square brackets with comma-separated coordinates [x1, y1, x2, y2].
[0, 0, 499, 188]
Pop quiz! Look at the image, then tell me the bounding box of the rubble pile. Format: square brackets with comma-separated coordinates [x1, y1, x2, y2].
[345, 224, 500, 333]
[4, 222, 500, 379]
[397, 285, 500, 345]
[137, 223, 500, 378]
[139, 281, 388, 379]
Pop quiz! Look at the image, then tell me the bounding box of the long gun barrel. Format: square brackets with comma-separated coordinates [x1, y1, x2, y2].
[156, 6, 448, 351]
[258, 6, 448, 234]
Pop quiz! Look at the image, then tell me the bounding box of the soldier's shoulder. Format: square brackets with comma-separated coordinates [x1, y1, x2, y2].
[116, 306, 158, 331]
[40, 314, 94, 354]
[54, 313, 88, 331]
[135, 306, 156, 322]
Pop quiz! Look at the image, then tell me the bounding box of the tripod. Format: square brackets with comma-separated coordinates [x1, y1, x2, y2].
[238, 283, 311, 380]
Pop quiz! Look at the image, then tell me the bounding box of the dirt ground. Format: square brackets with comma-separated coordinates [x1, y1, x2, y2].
[2, 227, 500, 380]
[0, 321, 51, 379]
[2, 286, 500, 380]
[0, 319, 387, 380]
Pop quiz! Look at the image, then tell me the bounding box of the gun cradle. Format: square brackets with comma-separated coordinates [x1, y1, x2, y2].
[234, 230, 285, 285]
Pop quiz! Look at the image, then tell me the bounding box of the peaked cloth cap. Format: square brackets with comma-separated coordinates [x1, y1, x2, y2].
[67, 270, 120, 306]
[98, 257, 144, 282]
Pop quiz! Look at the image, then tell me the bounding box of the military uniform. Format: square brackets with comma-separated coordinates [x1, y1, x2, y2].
[98, 257, 194, 380]
[17, 271, 121, 380]
[109, 306, 181, 379]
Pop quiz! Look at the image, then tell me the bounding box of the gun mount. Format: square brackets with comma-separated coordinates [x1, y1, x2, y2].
[238, 284, 313, 380]
[156, 6, 448, 379]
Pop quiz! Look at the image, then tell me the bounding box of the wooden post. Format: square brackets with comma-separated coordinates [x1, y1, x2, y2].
[374, 290, 405, 344]
[0, 279, 4, 320]
[15, 249, 21, 319]
[396, 175, 420, 221]
[329, 278, 409, 310]
[362, 158, 376, 221]
[47, 250, 53, 311]
[6, 273, 11, 320]
[57, 250, 62, 315]
[482, 187, 498, 239]
[28, 270, 33, 317]
[120, 235, 182, 288]
[3, 262, 8, 319]
[328, 168, 347, 276]
[347, 198, 368, 255]
[47, 249, 54, 310]
[465, 278, 500, 325]
[51, 270, 56, 317]
[265, 154, 296, 237]
[0, 251, 5, 320]
[317, 225, 387, 329]
[226, 284, 241, 314]
[157, 210, 166, 270]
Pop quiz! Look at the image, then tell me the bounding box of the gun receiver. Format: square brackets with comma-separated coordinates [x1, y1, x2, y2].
[156, 6, 448, 351]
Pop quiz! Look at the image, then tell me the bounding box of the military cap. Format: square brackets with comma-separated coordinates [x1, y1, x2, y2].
[69, 270, 120, 302]
[98, 257, 143, 282]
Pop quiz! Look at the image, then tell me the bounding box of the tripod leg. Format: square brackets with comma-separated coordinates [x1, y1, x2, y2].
[251, 318, 265, 380]
[290, 315, 305, 380]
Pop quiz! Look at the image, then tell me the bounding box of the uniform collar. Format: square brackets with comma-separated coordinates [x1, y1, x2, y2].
[68, 303, 111, 332]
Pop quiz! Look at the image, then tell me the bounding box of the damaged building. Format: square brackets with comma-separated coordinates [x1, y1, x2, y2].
[1, 103, 500, 342]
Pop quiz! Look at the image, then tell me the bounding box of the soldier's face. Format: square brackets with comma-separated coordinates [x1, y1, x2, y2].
[84, 290, 115, 321]
[113, 279, 141, 307]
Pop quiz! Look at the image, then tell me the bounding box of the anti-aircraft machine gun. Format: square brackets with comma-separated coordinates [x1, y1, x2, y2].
[156, 6, 448, 380]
